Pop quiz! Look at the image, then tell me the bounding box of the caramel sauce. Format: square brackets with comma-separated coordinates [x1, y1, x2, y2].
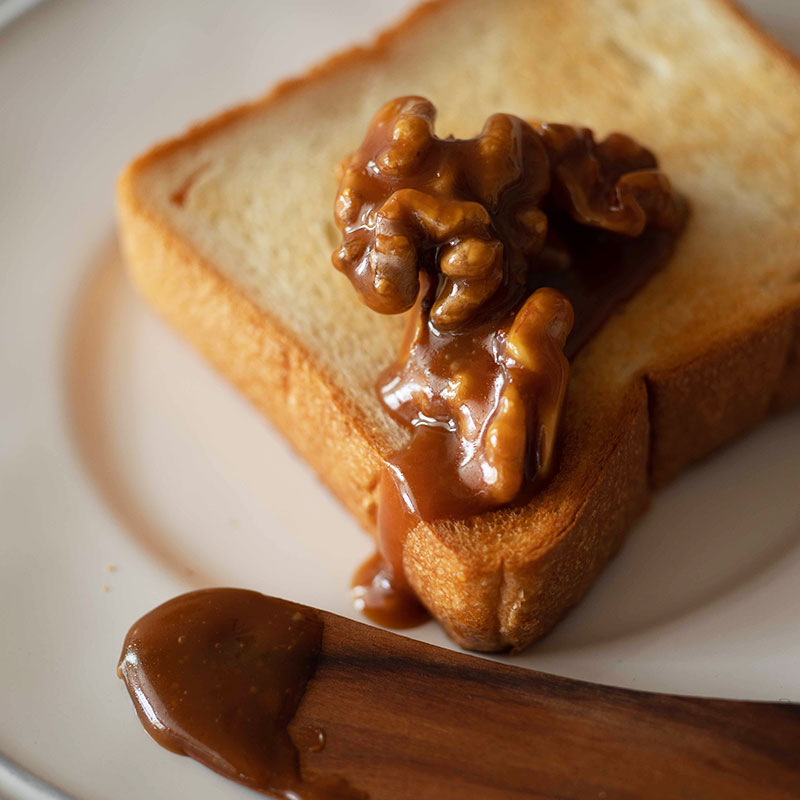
[334, 97, 687, 631]
[354, 220, 680, 628]
[117, 588, 362, 799]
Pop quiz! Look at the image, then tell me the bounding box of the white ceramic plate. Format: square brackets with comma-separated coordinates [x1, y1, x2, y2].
[1, 1, 799, 798]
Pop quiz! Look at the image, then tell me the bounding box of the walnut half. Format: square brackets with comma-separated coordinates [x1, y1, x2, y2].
[534, 123, 685, 235]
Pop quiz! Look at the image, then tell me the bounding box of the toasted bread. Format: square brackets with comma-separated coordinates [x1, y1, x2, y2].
[117, 0, 800, 651]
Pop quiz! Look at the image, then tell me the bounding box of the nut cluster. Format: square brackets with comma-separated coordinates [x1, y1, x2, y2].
[332, 97, 683, 330]
[332, 97, 550, 329]
[337, 98, 687, 513]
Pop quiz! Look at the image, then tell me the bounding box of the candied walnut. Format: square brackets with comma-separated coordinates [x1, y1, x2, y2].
[534, 123, 685, 235]
[480, 288, 573, 504]
[332, 97, 550, 329]
[380, 286, 573, 507]
[503, 287, 573, 482]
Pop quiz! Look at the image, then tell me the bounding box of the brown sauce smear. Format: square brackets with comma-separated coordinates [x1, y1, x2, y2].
[335, 97, 688, 630]
[117, 588, 363, 798]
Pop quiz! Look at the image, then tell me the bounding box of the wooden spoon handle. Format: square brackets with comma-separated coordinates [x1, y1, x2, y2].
[289, 610, 800, 800]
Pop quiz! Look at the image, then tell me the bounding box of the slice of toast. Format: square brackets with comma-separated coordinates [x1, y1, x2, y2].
[117, 0, 800, 651]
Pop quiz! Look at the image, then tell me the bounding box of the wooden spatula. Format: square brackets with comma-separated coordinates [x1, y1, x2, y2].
[119, 590, 800, 800]
[292, 607, 800, 800]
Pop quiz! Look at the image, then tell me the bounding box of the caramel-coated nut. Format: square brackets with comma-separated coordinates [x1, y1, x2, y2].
[617, 170, 685, 232]
[334, 186, 362, 227]
[369, 233, 419, 307]
[472, 114, 523, 207]
[440, 238, 502, 279]
[378, 189, 490, 240]
[372, 97, 435, 176]
[377, 115, 432, 175]
[504, 287, 573, 477]
[506, 286, 574, 366]
[535, 122, 683, 237]
[482, 383, 527, 504]
[431, 270, 503, 329]
[332, 236, 366, 273]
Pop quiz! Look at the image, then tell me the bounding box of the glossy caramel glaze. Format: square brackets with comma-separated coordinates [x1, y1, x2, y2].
[334, 97, 686, 629]
[117, 588, 363, 799]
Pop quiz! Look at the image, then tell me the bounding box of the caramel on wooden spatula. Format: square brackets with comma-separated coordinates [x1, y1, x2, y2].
[119, 589, 800, 800]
